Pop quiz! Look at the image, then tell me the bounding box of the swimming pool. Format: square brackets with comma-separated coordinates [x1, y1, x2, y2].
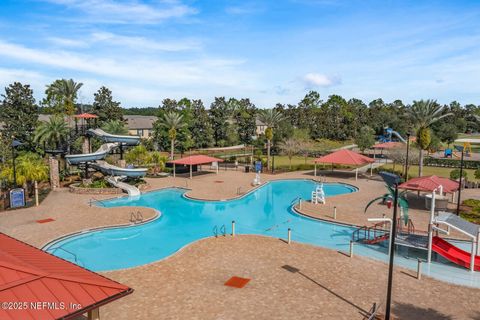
[45, 179, 480, 288]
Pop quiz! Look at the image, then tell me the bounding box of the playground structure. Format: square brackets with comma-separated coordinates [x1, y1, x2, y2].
[378, 127, 407, 144]
[354, 177, 480, 272]
[311, 183, 326, 204]
[65, 129, 147, 197]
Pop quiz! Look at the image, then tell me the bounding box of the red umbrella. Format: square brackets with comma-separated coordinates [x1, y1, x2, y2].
[74, 113, 98, 119]
[372, 142, 402, 149]
[398, 175, 459, 193]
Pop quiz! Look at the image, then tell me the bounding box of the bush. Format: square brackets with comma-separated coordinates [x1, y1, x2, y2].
[79, 180, 109, 188]
[475, 168, 480, 180]
[424, 157, 480, 169]
[450, 169, 468, 180]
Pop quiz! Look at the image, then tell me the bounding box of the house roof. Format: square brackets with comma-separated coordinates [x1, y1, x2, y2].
[124, 115, 157, 130]
[0, 233, 132, 320]
[398, 175, 459, 193]
[169, 155, 224, 165]
[313, 149, 375, 166]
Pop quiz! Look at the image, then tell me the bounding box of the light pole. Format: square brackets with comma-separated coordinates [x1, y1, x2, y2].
[404, 133, 411, 181]
[456, 146, 465, 215]
[378, 171, 401, 320]
[11, 140, 22, 188]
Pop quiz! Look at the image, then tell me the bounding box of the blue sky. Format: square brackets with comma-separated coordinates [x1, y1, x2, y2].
[0, 0, 479, 108]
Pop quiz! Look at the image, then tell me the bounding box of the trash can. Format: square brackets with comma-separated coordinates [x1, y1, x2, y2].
[245, 166, 250, 173]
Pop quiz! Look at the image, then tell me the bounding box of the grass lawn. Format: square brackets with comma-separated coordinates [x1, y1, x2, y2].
[270, 155, 315, 167]
[380, 164, 479, 181]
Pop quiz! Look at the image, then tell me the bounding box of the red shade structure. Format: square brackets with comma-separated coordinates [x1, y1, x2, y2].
[313, 149, 375, 180]
[0, 233, 132, 320]
[398, 175, 459, 193]
[169, 155, 224, 179]
[74, 113, 98, 119]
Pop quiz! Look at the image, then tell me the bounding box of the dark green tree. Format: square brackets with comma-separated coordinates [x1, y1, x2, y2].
[92, 86, 123, 123]
[355, 126, 376, 151]
[209, 97, 230, 146]
[189, 100, 214, 148]
[0, 82, 38, 149]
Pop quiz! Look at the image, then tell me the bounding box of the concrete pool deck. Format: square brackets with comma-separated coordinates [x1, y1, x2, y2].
[1, 170, 479, 319]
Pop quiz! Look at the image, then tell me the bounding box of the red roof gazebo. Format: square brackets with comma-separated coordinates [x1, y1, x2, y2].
[313, 149, 375, 180]
[169, 155, 224, 179]
[399, 175, 459, 194]
[0, 233, 132, 320]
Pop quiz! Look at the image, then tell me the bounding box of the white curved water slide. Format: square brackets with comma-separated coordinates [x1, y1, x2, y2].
[65, 129, 147, 196]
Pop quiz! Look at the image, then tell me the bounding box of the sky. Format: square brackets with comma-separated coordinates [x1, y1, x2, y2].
[0, 0, 479, 108]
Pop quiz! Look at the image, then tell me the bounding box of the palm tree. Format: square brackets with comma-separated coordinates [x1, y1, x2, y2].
[279, 138, 300, 169]
[34, 115, 70, 150]
[407, 100, 452, 176]
[47, 79, 83, 115]
[160, 111, 185, 160]
[101, 120, 128, 135]
[258, 109, 284, 170]
[365, 184, 410, 225]
[0, 152, 48, 194]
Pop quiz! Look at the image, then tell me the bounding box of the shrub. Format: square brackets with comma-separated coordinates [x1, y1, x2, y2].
[450, 169, 468, 180]
[475, 168, 480, 180]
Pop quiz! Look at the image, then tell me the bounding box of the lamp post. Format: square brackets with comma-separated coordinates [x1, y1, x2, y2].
[378, 172, 401, 320]
[272, 148, 275, 174]
[11, 140, 22, 188]
[404, 133, 411, 181]
[456, 146, 465, 215]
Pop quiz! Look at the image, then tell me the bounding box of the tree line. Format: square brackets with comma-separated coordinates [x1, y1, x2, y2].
[1, 79, 480, 177]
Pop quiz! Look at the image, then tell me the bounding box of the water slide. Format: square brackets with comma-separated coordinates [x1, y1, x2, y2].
[65, 143, 118, 165]
[65, 130, 146, 196]
[92, 161, 147, 177]
[105, 176, 141, 197]
[390, 130, 407, 143]
[432, 236, 480, 271]
[88, 128, 140, 145]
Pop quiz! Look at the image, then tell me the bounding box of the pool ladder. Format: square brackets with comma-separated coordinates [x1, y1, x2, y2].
[130, 211, 144, 224]
[213, 224, 226, 238]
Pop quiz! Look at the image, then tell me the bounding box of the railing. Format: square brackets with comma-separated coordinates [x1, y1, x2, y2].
[89, 197, 103, 207]
[213, 224, 226, 237]
[49, 247, 83, 266]
[397, 218, 415, 235]
[130, 211, 143, 224]
[365, 302, 380, 320]
[352, 222, 389, 243]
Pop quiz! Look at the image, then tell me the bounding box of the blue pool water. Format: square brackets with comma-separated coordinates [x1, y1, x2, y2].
[45, 179, 480, 288]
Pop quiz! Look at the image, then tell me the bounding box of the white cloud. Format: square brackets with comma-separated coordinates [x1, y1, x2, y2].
[0, 40, 254, 97]
[302, 73, 341, 88]
[90, 32, 201, 52]
[43, 0, 197, 24]
[47, 37, 89, 48]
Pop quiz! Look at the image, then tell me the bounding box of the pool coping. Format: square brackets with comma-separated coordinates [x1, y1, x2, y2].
[41, 209, 162, 251]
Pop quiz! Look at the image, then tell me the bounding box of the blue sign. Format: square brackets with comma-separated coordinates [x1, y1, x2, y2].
[255, 161, 262, 172]
[10, 188, 25, 208]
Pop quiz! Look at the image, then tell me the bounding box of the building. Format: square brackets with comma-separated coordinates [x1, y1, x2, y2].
[0, 232, 132, 320]
[256, 118, 267, 136]
[124, 115, 157, 139]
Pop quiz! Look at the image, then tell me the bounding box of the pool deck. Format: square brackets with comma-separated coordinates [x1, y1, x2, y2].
[1, 169, 479, 319]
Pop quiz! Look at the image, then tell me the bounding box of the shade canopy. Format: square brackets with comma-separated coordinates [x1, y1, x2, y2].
[313, 149, 375, 166]
[372, 142, 402, 149]
[169, 155, 224, 166]
[0, 233, 132, 320]
[74, 113, 98, 119]
[399, 175, 459, 193]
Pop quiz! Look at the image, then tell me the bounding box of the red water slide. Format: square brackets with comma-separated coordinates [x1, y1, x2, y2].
[432, 236, 480, 271]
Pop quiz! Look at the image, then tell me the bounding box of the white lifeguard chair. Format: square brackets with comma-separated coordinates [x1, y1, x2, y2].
[311, 183, 326, 204]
